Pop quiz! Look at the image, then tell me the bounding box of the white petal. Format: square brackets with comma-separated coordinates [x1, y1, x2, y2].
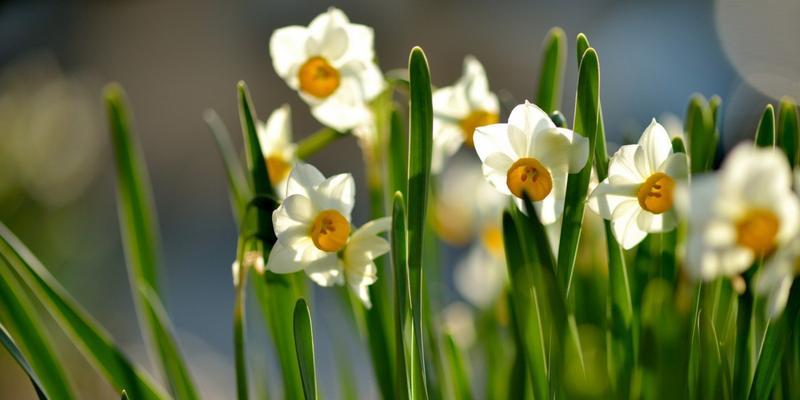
[658, 152, 688, 179]
[765, 277, 793, 319]
[635, 119, 673, 175]
[346, 260, 377, 308]
[587, 180, 638, 220]
[433, 86, 470, 121]
[313, 173, 355, 217]
[358, 61, 385, 101]
[269, 26, 309, 80]
[721, 144, 792, 206]
[346, 235, 390, 265]
[636, 208, 678, 233]
[482, 153, 514, 195]
[431, 122, 465, 173]
[611, 201, 648, 249]
[310, 77, 372, 131]
[266, 242, 307, 274]
[306, 254, 344, 286]
[531, 127, 589, 174]
[305, 8, 349, 61]
[507, 101, 554, 143]
[272, 197, 310, 236]
[351, 217, 391, 240]
[454, 245, 506, 308]
[342, 23, 375, 63]
[286, 162, 325, 198]
[473, 123, 516, 162]
[775, 192, 800, 243]
[608, 145, 645, 183]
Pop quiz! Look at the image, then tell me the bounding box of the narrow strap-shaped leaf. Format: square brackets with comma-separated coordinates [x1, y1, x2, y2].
[391, 193, 413, 399]
[557, 46, 600, 299]
[389, 108, 408, 198]
[777, 97, 799, 167]
[0, 283, 66, 400]
[205, 108, 251, 223]
[733, 274, 755, 400]
[442, 333, 472, 400]
[121, 390, 129, 400]
[755, 104, 776, 148]
[407, 46, 433, 400]
[535, 27, 566, 113]
[502, 211, 548, 400]
[0, 222, 169, 400]
[685, 95, 715, 173]
[293, 299, 318, 400]
[750, 284, 800, 399]
[576, 33, 590, 65]
[105, 83, 198, 400]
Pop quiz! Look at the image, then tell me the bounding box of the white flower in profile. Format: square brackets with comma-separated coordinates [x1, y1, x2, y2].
[266, 162, 389, 307]
[431, 56, 500, 173]
[684, 144, 800, 281]
[269, 7, 384, 132]
[258, 105, 296, 195]
[473, 101, 589, 225]
[587, 120, 688, 249]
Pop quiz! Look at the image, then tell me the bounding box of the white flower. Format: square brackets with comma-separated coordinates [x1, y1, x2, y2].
[683, 144, 800, 280]
[755, 235, 799, 319]
[258, 105, 296, 195]
[473, 101, 589, 225]
[587, 119, 688, 249]
[431, 56, 499, 173]
[269, 8, 384, 132]
[266, 162, 389, 307]
[441, 302, 476, 348]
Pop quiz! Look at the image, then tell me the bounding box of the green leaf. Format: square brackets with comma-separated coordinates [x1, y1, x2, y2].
[391, 193, 413, 399]
[204, 108, 251, 224]
[535, 27, 566, 113]
[750, 283, 800, 399]
[121, 390, 129, 400]
[407, 46, 433, 400]
[389, 108, 408, 198]
[0, 222, 169, 400]
[293, 299, 318, 400]
[0, 280, 68, 400]
[733, 279, 755, 400]
[576, 33, 590, 64]
[755, 104, 776, 148]
[557, 46, 599, 300]
[502, 211, 548, 400]
[777, 97, 799, 167]
[105, 83, 198, 400]
[442, 334, 472, 400]
[685, 94, 716, 173]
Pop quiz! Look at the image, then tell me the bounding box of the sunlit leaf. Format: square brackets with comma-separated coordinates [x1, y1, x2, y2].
[536, 27, 566, 113]
[293, 299, 318, 400]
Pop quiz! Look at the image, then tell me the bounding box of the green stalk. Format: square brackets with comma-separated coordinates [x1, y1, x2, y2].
[295, 128, 348, 160]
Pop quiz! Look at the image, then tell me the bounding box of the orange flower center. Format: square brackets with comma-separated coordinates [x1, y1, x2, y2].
[266, 155, 291, 186]
[459, 110, 499, 146]
[506, 157, 552, 201]
[636, 172, 675, 214]
[298, 56, 340, 98]
[735, 209, 779, 256]
[310, 209, 350, 252]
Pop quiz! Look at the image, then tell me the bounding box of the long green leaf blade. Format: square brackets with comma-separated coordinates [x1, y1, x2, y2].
[755, 104, 776, 148]
[205, 108, 251, 223]
[391, 193, 413, 399]
[0, 278, 69, 400]
[685, 95, 715, 173]
[535, 27, 566, 113]
[777, 97, 799, 167]
[293, 299, 318, 400]
[0, 223, 169, 400]
[105, 83, 198, 400]
[407, 46, 433, 400]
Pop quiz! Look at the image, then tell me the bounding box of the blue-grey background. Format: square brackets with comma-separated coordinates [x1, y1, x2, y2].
[0, 0, 797, 397]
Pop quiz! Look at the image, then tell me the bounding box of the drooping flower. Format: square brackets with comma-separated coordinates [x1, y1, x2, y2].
[473, 101, 589, 225]
[266, 162, 389, 307]
[587, 119, 688, 249]
[269, 8, 384, 132]
[258, 105, 296, 195]
[431, 56, 500, 173]
[683, 144, 800, 281]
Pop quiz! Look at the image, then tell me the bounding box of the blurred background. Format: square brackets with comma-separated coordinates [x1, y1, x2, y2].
[0, 0, 797, 398]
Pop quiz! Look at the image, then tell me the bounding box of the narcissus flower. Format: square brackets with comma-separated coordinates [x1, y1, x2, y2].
[473, 101, 589, 224]
[258, 105, 296, 195]
[755, 235, 800, 319]
[269, 8, 384, 132]
[587, 120, 688, 249]
[431, 56, 500, 173]
[683, 144, 800, 281]
[266, 162, 389, 307]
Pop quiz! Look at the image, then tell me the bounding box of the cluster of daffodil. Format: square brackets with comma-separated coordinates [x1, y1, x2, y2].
[3, 6, 800, 400]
